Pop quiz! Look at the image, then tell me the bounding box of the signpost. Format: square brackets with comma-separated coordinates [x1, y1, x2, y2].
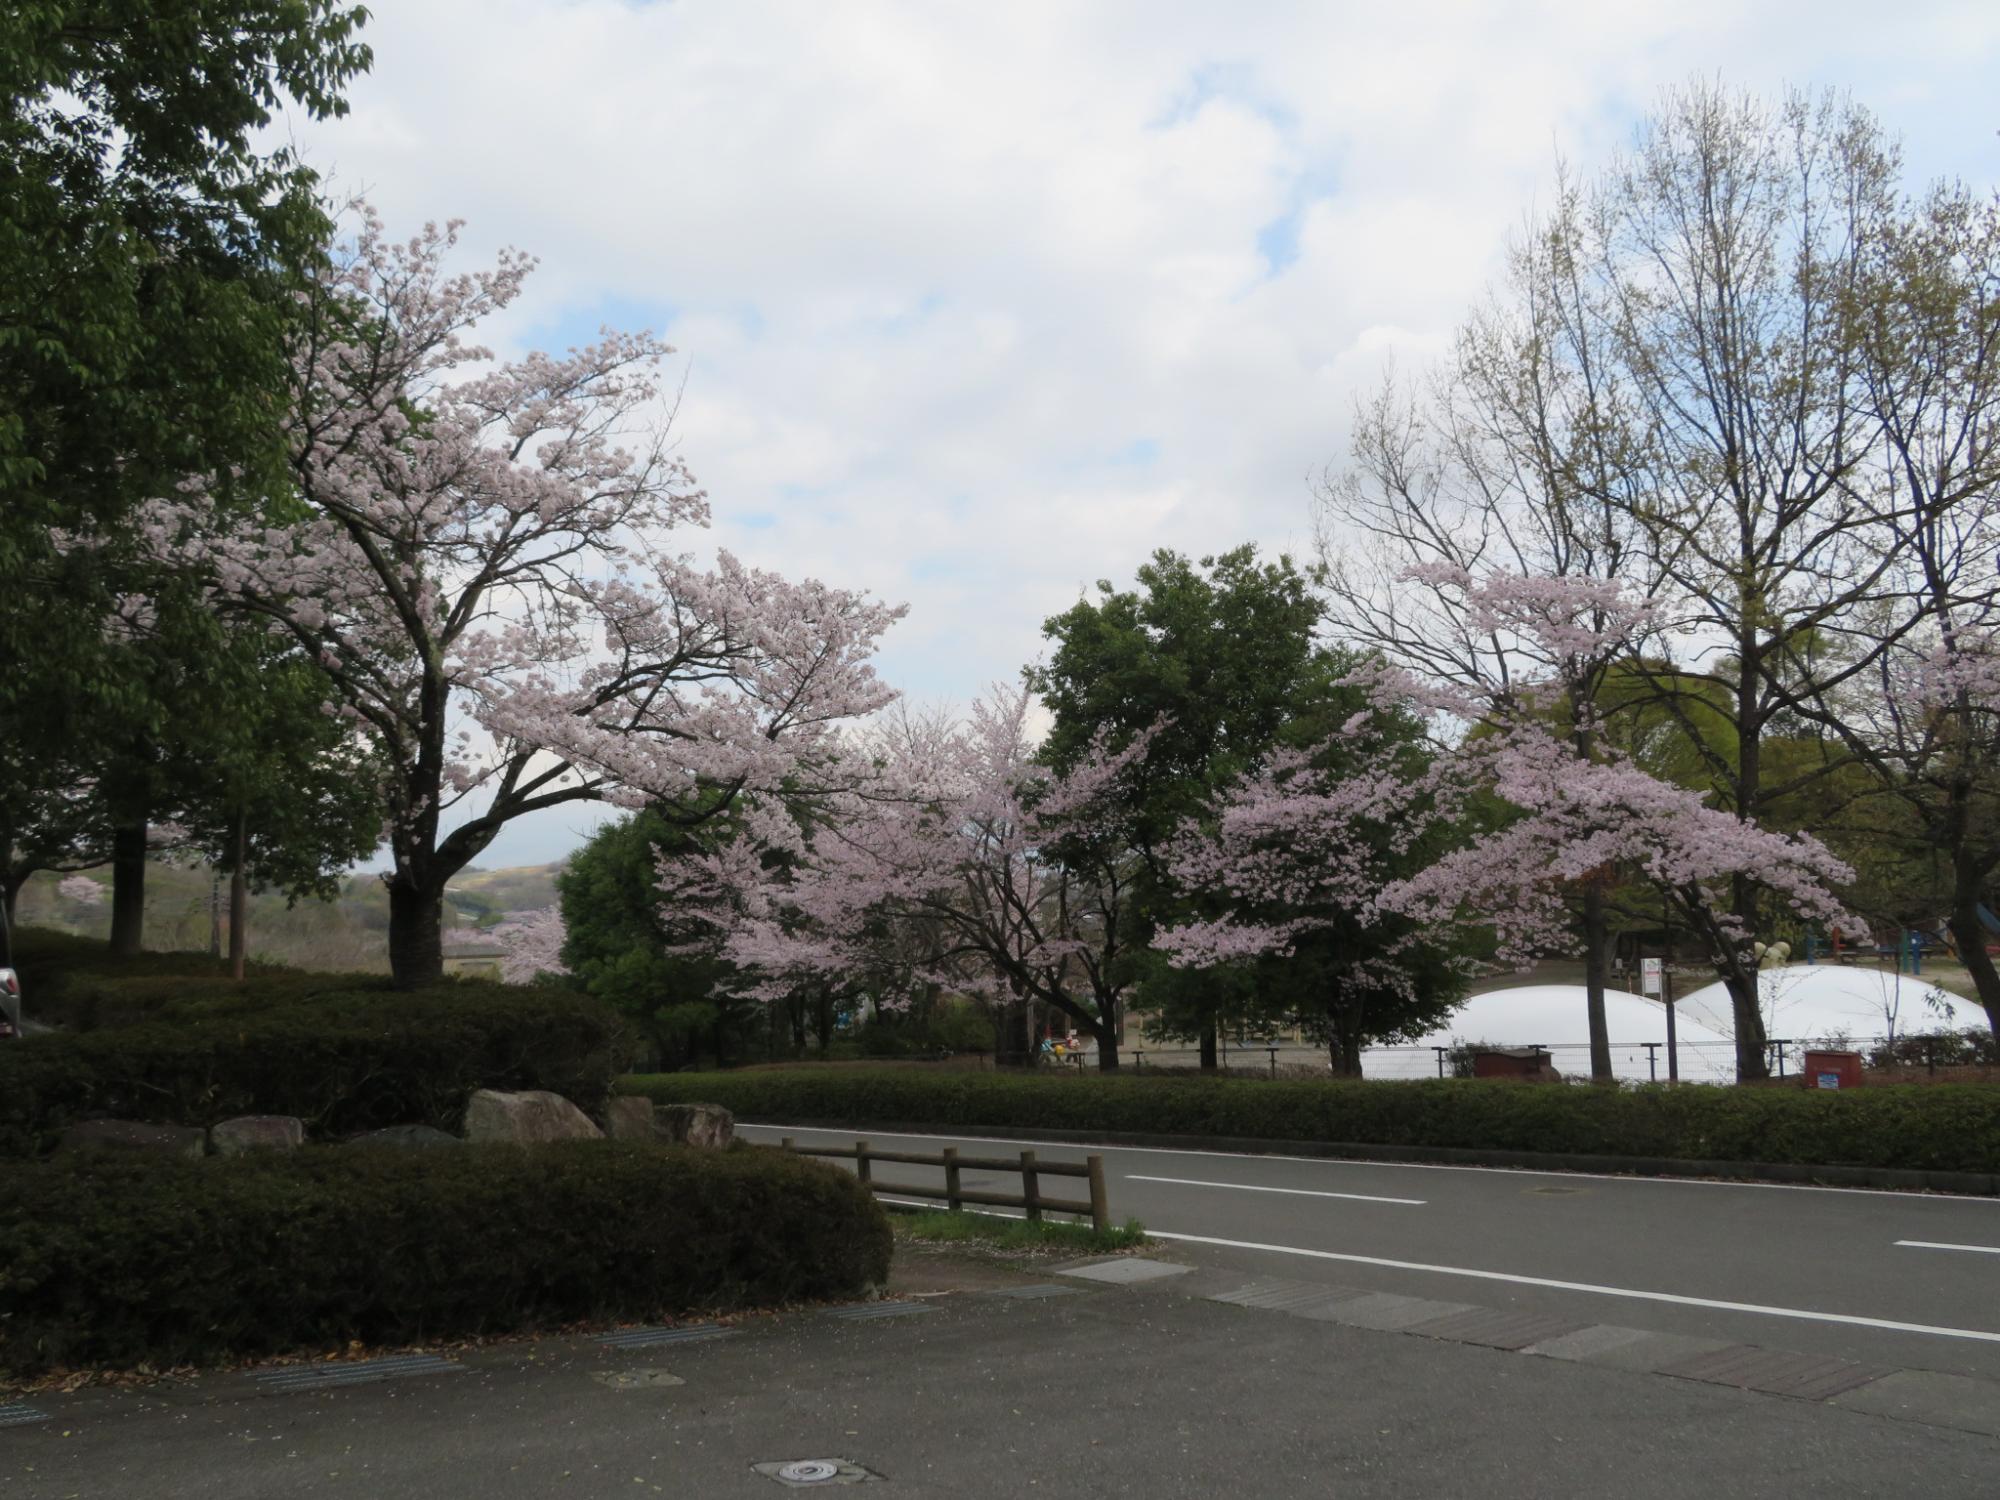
[1640, 957, 1677, 1083]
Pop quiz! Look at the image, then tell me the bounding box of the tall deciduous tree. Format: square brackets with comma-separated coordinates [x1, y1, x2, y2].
[127, 213, 902, 985]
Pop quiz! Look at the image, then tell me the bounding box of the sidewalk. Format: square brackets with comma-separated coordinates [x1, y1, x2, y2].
[3, 1246, 1996, 1498]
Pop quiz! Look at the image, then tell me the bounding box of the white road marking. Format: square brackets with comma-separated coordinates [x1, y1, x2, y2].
[735, 1122, 1997, 1203]
[1127, 1174, 1424, 1206]
[1896, 1240, 2000, 1256]
[1144, 1229, 2000, 1346]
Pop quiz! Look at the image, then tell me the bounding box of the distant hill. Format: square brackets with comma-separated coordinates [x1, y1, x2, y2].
[10, 859, 566, 974]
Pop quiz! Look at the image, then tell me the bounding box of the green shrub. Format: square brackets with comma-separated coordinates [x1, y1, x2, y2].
[0, 982, 634, 1153]
[620, 1068, 2000, 1175]
[0, 1140, 891, 1377]
[930, 1001, 996, 1055]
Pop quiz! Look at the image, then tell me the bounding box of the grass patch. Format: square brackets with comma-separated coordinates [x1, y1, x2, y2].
[891, 1207, 1147, 1256]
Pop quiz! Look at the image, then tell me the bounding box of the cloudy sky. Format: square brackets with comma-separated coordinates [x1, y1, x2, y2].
[283, 0, 2000, 867]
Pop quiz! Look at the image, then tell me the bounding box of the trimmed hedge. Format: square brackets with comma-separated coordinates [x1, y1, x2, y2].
[0, 1140, 892, 1377]
[621, 1068, 2000, 1175]
[0, 983, 633, 1153]
[10, 930, 362, 1032]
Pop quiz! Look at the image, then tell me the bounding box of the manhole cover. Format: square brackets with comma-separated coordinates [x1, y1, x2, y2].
[591, 1368, 686, 1390]
[751, 1458, 882, 1487]
[780, 1462, 841, 1483]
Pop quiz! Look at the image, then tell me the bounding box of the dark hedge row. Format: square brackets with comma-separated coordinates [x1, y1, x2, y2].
[0, 982, 633, 1153]
[10, 930, 364, 1032]
[622, 1068, 2000, 1175]
[0, 1141, 891, 1377]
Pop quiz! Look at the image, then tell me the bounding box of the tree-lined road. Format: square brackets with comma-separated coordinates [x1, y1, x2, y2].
[741, 1124, 2000, 1381]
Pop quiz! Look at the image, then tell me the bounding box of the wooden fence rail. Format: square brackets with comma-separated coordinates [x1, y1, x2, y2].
[778, 1137, 1110, 1234]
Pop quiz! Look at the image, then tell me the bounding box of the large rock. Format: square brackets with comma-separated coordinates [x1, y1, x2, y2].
[209, 1115, 304, 1155]
[346, 1124, 465, 1150]
[57, 1120, 206, 1159]
[461, 1089, 604, 1144]
[603, 1096, 658, 1141]
[655, 1101, 734, 1149]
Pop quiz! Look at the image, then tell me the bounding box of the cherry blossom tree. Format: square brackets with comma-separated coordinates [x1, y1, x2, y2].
[488, 906, 568, 985]
[56, 874, 104, 908]
[123, 211, 901, 985]
[1156, 691, 1476, 1076]
[1388, 716, 1864, 1079]
[664, 686, 1146, 1069]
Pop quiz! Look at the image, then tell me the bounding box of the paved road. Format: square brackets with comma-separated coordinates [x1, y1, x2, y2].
[740, 1123, 2000, 1382]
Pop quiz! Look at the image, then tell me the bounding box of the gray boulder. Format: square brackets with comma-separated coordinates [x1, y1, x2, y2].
[461, 1088, 604, 1144]
[656, 1101, 734, 1149]
[57, 1120, 206, 1159]
[603, 1095, 658, 1141]
[347, 1124, 464, 1150]
[209, 1115, 304, 1155]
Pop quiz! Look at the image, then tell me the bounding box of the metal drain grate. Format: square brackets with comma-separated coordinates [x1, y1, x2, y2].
[0, 1404, 50, 1428]
[254, 1353, 465, 1393]
[982, 1284, 1084, 1300]
[597, 1323, 740, 1350]
[824, 1301, 935, 1321]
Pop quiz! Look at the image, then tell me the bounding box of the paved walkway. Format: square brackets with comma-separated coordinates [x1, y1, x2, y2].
[4, 1244, 1997, 1498]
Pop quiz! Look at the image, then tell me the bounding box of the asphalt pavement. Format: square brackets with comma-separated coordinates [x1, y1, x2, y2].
[740, 1123, 2000, 1382]
[4, 1243, 1998, 1500]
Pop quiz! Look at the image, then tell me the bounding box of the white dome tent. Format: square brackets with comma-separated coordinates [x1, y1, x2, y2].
[1362, 984, 1738, 1084]
[1674, 964, 1985, 1050]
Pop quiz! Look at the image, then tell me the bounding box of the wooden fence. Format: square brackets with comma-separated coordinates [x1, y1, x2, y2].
[778, 1137, 1110, 1234]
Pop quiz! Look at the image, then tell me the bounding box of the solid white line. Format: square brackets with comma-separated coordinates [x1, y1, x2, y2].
[1896, 1240, 2000, 1256]
[735, 1123, 1997, 1204]
[1144, 1229, 2000, 1346]
[1127, 1174, 1424, 1206]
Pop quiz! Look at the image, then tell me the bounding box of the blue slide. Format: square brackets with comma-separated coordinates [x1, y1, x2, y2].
[1980, 904, 2000, 934]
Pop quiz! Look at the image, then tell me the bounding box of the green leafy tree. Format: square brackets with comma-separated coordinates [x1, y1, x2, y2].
[1027, 546, 1330, 1068]
[559, 807, 768, 1069]
[2, 1, 371, 945]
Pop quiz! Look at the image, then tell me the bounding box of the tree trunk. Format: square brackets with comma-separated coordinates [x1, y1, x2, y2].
[1723, 963, 1769, 1082]
[1198, 1018, 1219, 1073]
[1326, 998, 1365, 1078]
[386, 876, 446, 988]
[1582, 879, 1613, 1084]
[228, 808, 248, 981]
[109, 819, 147, 957]
[1094, 1016, 1120, 1072]
[1947, 900, 2000, 1037]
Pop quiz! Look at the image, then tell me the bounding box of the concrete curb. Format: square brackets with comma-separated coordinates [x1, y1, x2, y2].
[738, 1117, 2000, 1196]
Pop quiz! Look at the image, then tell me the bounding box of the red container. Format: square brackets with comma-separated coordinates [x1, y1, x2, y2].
[1803, 1050, 1863, 1090]
[1472, 1047, 1554, 1080]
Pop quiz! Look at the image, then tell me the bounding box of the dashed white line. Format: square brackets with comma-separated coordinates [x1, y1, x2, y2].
[1127, 1174, 1424, 1206]
[1895, 1239, 2000, 1256]
[1144, 1229, 2000, 1345]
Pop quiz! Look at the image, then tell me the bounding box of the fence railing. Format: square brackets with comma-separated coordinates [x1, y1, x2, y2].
[778, 1136, 1111, 1233]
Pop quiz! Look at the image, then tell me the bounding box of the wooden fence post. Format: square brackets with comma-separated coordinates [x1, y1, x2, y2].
[1019, 1150, 1041, 1222]
[1086, 1154, 1109, 1235]
[856, 1139, 872, 1184]
[943, 1146, 962, 1212]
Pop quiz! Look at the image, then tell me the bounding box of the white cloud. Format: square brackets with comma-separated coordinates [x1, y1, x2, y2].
[283, 0, 2000, 865]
